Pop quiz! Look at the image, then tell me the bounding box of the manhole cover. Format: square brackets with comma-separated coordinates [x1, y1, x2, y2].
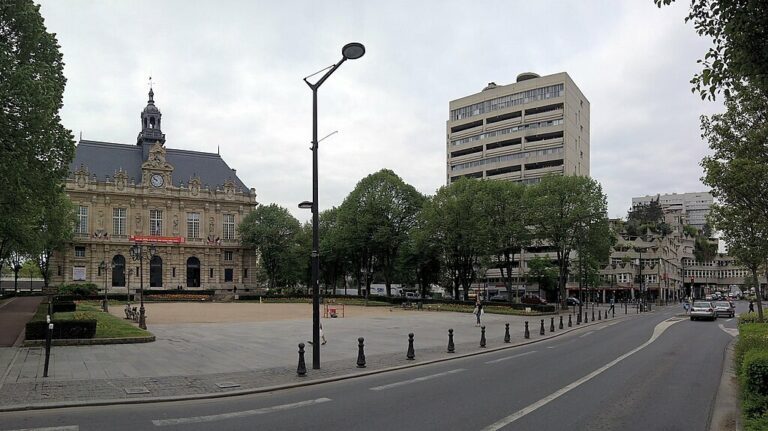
[216, 382, 241, 389]
[124, 386, 150, 394]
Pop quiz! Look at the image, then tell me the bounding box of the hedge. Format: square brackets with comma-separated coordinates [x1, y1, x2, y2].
[58, 283, 98, 297]
[736, 321, 768, 430]
[52, 301, 76, 313]
[25, 319, 97, 340]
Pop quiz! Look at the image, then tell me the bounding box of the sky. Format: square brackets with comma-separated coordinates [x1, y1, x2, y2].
[36, 0, 723, 222]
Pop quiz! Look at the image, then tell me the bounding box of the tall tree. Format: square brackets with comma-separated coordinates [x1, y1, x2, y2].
[32, 190, 74, 289]
[0, 1, 75, 275]
[655, 0, 768, 99]
[239, 204, 304, 289]
[337, 169, 424, 297]
[482, 180, 531, 302]
[422, 178, 489, 300]
[529, 175, 610, 307]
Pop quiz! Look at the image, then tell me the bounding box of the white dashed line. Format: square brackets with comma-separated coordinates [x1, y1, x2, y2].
[152, 398, 332, 426]
[485, 351, 537, 364]
[370, 369, 465, 391]
[579, 331, 594, 338]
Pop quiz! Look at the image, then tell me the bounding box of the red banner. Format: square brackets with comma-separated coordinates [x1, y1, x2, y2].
[129, 235, 185, 244]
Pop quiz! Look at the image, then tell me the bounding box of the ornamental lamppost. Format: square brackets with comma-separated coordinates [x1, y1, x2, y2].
[98, 260, 113, 312]
[126, 268, 134, 306]
[301, 42, 365, 370]
[129, 243, 157, 330]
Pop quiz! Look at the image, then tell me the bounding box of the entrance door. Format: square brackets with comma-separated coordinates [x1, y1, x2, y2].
[150, 255, 163, 287]
[186, 257, 200, 287]
[112, 255, 126, 286]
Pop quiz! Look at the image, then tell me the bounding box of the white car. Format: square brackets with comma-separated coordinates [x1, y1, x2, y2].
[690, 301, 717, 321]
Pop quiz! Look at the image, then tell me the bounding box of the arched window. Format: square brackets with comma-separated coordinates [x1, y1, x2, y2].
[149, 117, 155, 129]
[186, 257, 201, 288]
[112, 255, 126, 287]
[150, 255, 163, 287]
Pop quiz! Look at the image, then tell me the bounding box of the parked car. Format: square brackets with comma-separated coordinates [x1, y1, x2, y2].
[690, 301, 717, 321]
[521, 295, 547, 305]
[566, 297, 581, 306]
[489, 294, 508, 302]
[713, 300, 735, 318]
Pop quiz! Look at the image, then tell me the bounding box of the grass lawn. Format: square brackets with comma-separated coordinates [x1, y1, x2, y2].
[57, 302, 151, 339]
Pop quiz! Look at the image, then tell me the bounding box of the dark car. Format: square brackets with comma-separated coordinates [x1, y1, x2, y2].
[566, 297, 581, 306]
[489, 294, 509, 302]
[521, 295, 547, 305]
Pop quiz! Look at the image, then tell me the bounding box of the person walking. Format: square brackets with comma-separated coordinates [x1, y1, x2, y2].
[749, 299, 755, 313]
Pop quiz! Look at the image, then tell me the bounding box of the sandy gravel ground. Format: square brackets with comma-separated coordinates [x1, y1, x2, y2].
[111, 302, 402, 324]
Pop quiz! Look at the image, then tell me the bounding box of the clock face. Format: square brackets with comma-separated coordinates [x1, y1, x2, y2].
[150, 174, 164, 188]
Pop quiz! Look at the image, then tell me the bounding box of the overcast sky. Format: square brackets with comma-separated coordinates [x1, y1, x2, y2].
[37, 0, 722, 222]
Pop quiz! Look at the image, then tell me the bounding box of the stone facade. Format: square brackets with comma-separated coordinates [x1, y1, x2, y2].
[49, 89, 259, 292]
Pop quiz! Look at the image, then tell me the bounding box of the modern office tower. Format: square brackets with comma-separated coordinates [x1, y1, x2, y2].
[446, 72, 589, 185]
[631, 192, 714, 230]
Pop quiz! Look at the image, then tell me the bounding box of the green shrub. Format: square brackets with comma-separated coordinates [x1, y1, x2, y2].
[25, 319, 97, 340]
[735, 323, 768, 370]
[739, 313, 764, 325]
[58, 283, 98, 297]
[742, 349, 768, 424]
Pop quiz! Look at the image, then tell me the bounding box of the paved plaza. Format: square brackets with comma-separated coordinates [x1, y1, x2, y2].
[0, 300, 627, 410]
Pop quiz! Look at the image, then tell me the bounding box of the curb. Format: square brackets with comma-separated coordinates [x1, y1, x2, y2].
[21, 335, 156, 347]
[0, 309, 648, 412]
[710, 336, 741, 431]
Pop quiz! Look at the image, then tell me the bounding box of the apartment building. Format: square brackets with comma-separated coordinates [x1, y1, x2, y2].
[446, 72, 589, 185]
[632, 192, 713, 231]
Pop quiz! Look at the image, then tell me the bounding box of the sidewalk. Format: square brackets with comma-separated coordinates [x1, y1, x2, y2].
[0, 305, 637, 411]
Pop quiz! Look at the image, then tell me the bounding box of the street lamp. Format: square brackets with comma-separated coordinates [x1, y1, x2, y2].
[302, 42, 365, 370]
[98, 260, 113, 312]
[126, 268, 134, 307]
[129, 243, 157, 330]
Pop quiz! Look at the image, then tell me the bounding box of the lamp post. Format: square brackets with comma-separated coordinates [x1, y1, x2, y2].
[301, 42, 365, 370]
[129, 243, 157, 330]
[98, 260, 112, 312]
[126, 268, 134, 306]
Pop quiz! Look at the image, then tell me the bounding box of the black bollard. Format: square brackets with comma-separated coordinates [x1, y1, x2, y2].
[577, 310, 582, 325]
[550, 317, 555, 332]
[297, 343, 307, 376]
[357, 337, 366, 368]
[592, 308, 596, 321]
[524, 321, 530, 339]
[598, 309, 602, 320]
[568, 314, 573, 327]
[447, 329, 455, 353]
[613, 307, 615, 318]
[585, 311, 589, 323]
[43, 322, 53, 378]
[605, 309, 608, 319]
[504, 323, 511, 343]
[559, 315, 564, 330]
[480, 326, 486, 348]
[625, 302, 628, 314]
[540, 319, 545, 335]
[406, 333, 415, 360]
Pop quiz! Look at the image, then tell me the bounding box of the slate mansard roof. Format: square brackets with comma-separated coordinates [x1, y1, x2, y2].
[70, 140, 253, 195]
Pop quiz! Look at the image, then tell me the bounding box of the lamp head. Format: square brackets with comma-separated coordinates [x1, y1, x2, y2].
[342, 42, 365, 60]
[298, 201, 313, 210]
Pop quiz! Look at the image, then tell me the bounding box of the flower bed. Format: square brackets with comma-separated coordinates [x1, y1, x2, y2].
[145, 293, 212, 301]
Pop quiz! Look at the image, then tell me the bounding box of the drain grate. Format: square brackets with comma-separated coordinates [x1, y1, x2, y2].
[124, 386, 150, 394]
[215, 382, 241, 389]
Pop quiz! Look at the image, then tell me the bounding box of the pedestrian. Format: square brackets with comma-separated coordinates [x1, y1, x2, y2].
[474, 300, 483, 326]
[307, 322, 327, 345]
[749, 299, 755, 313]
[683, 300, 690, 313]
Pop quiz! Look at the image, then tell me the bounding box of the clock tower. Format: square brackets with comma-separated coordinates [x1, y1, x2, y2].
[142, 142, 173, 189]
[137, 86, 166, 160]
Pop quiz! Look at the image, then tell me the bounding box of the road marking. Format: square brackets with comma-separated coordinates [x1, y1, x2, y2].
[152, 398, 331, 426]
[4, 427, 78, 431]
[481, 318, 682, 431]
[579, 331, 594, 338]
[718, 324, 738, 337]
[547, 346, 557, 349]
[485, 351, 536, 364]
[726, 319, 733, 322]
[370, 369, 465, 391]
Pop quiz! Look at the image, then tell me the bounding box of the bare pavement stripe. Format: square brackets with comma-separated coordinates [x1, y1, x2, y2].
[481, 318, 683, 431]
[151, 398, 332, 426]
[3, 427, 78, 431]
[369, 369, 466, 391]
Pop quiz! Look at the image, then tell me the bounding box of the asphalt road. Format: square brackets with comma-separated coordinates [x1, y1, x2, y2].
[0, 296, 43, 347]
[0, 304, 739, 431]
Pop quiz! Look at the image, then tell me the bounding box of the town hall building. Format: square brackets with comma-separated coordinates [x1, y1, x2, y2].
[49, 88, 259, 292]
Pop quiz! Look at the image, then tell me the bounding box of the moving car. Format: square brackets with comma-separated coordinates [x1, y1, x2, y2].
[713, 300, 735, 318]
[566, 297, 581, 306]
[690, 301, 717, 321]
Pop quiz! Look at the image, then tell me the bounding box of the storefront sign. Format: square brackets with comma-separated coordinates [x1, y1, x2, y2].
[129, 235, 185, 244]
